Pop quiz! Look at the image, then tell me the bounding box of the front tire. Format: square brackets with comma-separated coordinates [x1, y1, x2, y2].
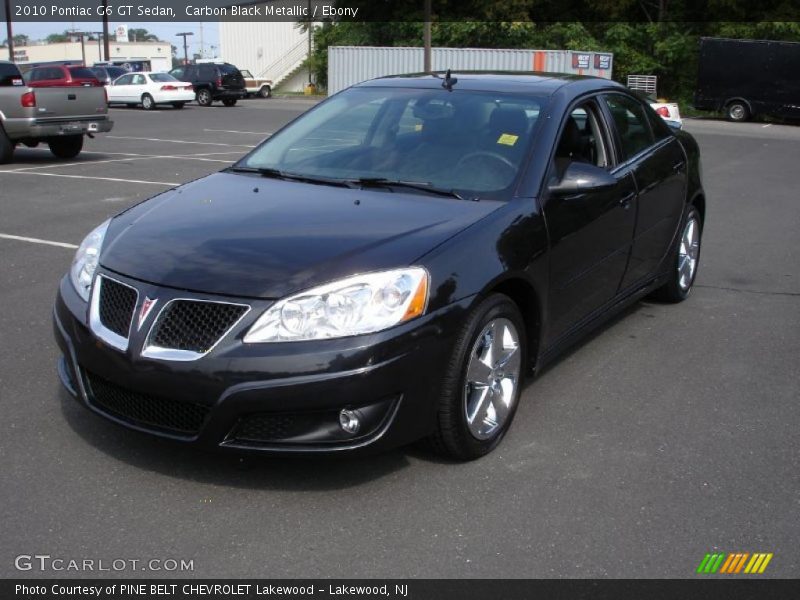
[48, 135, 84, 159]
[259, 85, 271, 99]
[652, 206, 702, 303]
[429, 294, 526, 460]
[196, 88, 213, 106]
[141, 93, 155, 110]
[726, 101, 750, 122]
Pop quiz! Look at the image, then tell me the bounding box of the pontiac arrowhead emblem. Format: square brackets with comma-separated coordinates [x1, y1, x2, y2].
[137, 297, 158, 331]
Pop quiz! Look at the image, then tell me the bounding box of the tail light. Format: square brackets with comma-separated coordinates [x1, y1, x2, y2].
[21, 91, 36, 108]
[655, 106, 670, 118]
[216, 76, 223, 87]
[160, 85, 178, 91]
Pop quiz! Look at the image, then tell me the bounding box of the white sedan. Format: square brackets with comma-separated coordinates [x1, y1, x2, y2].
[108, 72, 194, 110]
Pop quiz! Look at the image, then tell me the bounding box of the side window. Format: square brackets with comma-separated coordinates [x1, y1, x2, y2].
[171, 67, 185, 79]
[115, 74, 133, 85]
[27, 69, 42, 82]
[555, 101, 610, 169]
[199, 66, 214, 80]
[132, 74, 145, 85]
[645, 108, 673, 141]
[602, 94, 655, 159]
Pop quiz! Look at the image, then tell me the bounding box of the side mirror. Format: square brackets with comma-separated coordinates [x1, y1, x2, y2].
[548, 161, 617, 196]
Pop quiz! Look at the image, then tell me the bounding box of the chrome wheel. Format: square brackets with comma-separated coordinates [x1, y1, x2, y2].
[141, 95, 153, 110]
[678, 216, 700, 291]
[463, 317, 521, 440]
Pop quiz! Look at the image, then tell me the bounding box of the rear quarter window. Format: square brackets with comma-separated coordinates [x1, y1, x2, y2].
[0, 63, 24, 86]
[69, 67, 99, 79]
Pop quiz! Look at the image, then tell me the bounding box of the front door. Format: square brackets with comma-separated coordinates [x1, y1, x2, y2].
[544, 99, 637, 341]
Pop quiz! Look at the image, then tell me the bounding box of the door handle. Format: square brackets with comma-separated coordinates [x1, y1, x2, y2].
[67, 94, 76, 100]
[619, 193, 635, 210]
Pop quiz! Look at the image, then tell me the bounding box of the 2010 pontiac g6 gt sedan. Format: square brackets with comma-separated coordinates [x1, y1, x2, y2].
[53, 73, 705, 460]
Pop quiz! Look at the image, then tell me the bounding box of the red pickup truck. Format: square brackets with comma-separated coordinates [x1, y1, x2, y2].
[25, 65, 102, 88]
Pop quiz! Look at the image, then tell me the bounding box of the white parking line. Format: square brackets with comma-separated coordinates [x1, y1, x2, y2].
[0, 171, 178, 186]
[107, 135, 256, 148]
[203, 128, 272, 135]
[0, 233, 78, 249]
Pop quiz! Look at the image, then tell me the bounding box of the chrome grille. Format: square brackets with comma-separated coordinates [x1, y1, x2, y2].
[148, 300, 249, 355]
[98, 277, 137, 338]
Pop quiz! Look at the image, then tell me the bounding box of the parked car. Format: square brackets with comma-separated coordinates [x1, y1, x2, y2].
[107, 72, 194, 110]
[240, 69, 273, 98]
[90, 66, 129, 87]
[649, 99, 682, 128]
[1, 60, 112, 163]
[54, 73, 704, 460]
[168, 62, 246, 106]
[25, 65, 102, 88]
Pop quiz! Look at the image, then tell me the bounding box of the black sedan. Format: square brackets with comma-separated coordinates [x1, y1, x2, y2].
[53, 73, 704, 460]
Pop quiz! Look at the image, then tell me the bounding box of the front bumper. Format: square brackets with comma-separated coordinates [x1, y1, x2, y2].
[53, 271, 468, 454]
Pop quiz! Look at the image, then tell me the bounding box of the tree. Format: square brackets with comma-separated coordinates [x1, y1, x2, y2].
[2, 34, 30, 47]
[127, 29, 160, 42]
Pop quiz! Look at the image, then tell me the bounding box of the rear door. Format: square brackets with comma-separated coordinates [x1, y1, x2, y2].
[600, 93, 687, 290]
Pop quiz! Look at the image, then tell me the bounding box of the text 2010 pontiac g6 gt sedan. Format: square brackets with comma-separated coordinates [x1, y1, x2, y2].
[53, 73, 704, 460]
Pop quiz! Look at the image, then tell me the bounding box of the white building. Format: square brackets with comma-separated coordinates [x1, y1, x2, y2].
[220, 17, 311, 92]
[11, 41, 173, 72]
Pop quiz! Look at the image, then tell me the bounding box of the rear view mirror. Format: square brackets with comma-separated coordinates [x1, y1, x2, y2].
[548, 162, 617, 196]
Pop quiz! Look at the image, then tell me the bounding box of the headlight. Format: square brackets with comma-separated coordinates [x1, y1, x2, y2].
[70, 219, 110, 302]
[244, 268, 429, 343]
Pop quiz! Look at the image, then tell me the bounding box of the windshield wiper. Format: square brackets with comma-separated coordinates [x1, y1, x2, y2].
[352, 178, 466, 200]
[226, 166, 352, 188]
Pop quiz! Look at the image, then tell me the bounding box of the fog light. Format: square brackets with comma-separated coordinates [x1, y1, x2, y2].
[339, 408, 361, 435]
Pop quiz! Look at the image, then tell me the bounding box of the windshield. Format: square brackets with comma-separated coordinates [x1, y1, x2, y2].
[238, 86, 546, 200]
[150, 73, 179, 82]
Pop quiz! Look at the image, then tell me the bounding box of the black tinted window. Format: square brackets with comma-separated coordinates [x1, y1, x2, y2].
[646, 108, 673, 141]
[0, 63, 23, 86]
[219, 64, 239, 75]
[199, 65, 215, 79]
[69, 67, 98, 79]
[602, 94, 655, 159]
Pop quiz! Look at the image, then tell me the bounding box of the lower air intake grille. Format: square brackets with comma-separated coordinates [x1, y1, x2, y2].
[149, 300, 248, 354]
[98, 277, 137, 338]
[86, 372, 209, 435]
[234, 413, 304, 442]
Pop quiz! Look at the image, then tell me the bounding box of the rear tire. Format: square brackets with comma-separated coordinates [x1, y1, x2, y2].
[0, 125, 14, 164]
[172, 102, 185, 109]
[196, 88, 213, 106]
[726, 101, 750, 122]
[651, 205, 703, 303]
[48, 135, 84, 159]
[259, 85, 271, 99]
[222, 98, 237, 107]
[141, 94, 155, 110]
[429, 294, 526, 460]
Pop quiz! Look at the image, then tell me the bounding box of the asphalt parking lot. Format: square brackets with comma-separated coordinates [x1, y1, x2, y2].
[1, 101, 798, 578]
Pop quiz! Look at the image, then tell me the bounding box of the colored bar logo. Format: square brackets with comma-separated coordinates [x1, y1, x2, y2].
[697, 552, 773, 574]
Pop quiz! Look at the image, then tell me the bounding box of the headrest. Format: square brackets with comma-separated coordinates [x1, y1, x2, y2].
[556, 116, 584, 159]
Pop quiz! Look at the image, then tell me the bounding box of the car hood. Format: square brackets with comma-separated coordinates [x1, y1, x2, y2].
[101, 172, 504, 299]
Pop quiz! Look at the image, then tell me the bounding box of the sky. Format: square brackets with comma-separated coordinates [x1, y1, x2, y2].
[7, 21, 221, 58]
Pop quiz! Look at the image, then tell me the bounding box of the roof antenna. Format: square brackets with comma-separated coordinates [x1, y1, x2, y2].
[441, 69, 458, 91]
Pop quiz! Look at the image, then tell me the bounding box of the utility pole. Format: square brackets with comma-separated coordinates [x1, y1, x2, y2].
[176, 32, 193, 65]
[423, 0, 431, 73]
[102, 0, 110, 61]
[199, 22, 204, 59]
[4, 0, 14, 62]
[93, 32, 104, 63]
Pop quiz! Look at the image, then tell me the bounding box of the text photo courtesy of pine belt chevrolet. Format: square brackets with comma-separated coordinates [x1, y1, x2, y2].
[0, 60, 113, 163]
[53, 73, 704, 460]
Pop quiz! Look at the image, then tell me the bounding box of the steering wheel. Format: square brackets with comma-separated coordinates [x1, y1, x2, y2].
[455, 151, 517, 176]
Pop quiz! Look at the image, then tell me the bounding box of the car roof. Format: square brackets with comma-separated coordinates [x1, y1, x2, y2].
[355, 71, 626, 96]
